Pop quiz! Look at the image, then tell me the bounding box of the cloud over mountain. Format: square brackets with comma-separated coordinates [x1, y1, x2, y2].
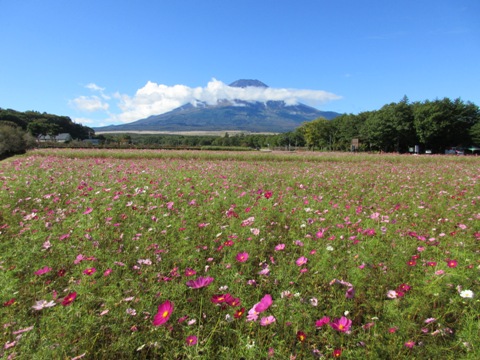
[71, 79, 341, 126]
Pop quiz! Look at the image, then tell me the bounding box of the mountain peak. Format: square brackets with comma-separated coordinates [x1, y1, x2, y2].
[229, 79, 268, 88]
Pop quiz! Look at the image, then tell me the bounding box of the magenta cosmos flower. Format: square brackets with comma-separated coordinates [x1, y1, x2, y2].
[254, 294, 273, 313]
[315, 316, 330, 328]
[236, 252, 249, 263]
[34, 266, 52, 276]
[153, 300, 174, 326]
[83, 267, 96, 276]
[330, 316, 352, 332]
[185, 335, 197, 346]
[186, 276, 214, 289]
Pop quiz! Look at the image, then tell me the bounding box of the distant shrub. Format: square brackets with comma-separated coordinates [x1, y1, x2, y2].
[200, 146, 253, 151]
[0, 124, 36, 159]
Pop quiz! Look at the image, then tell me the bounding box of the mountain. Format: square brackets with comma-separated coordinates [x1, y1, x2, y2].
[94, 80, 341, 133]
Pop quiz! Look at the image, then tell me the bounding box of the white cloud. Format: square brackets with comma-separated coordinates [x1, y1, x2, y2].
[71, 79, 341, 125]
[70, 95, 109, 112]
[85, 83, 105, 92]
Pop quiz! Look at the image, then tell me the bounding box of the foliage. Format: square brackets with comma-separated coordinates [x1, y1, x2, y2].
[0, 123, 36, 159]
[0, 149, 478, 359]
[300, 97, 479, 153]
[0, 108, 94, 140]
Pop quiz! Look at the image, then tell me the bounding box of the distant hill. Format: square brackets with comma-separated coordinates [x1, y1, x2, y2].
[94, 80, 341, 133]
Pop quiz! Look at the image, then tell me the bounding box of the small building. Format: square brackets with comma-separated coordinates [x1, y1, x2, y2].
[38, 133, 72, 143]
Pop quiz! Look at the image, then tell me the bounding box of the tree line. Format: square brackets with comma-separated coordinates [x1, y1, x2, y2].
[299, 97, 480, 153]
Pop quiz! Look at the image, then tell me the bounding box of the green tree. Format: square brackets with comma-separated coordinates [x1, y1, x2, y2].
[0, 124, 35, 159]
[413, 98, 479, 152]
[299, 117, 331, 150]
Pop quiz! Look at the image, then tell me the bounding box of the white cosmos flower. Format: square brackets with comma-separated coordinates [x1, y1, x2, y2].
[459, 290, 474, 298]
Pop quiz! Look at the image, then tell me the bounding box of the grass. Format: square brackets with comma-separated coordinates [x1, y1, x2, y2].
[0, 149, 479, 359]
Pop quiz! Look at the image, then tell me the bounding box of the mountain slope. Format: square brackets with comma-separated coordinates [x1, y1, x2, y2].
[94, 80, 341, 133]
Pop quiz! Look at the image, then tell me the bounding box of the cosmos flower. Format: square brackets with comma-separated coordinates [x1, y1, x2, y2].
[186, 276, 214, 289]
[254, 294, 272, 313]
[315, 316, 330, 328]
[259, 316, 276, 326]
[330, 316, 352, 333]
[236, 252, 249, 263]
[297, 331, 307, 342]
[274, 244, 285, 251]
[296, 256, 308, 266]
[83, 267, 96, 275]
[153, 300, 174, 326]
[32, 300, 56, 310]
[446, 259, 458, 268]
[459, 290, 474, 298]
[185, 335, 197, 346]
[34, 266, 52, 276]
[61, 292, 77, 306]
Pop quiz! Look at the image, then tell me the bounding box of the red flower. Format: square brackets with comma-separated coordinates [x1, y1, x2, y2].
[264, 191, 273, 199]
[333, 348, 342, 357]
[407, 259, 416, 266]
[3, 298, 16, 307]
[211, 294, 231, 304]
[153, 300, 174, 326]
[227, 297, 241, 307]
[296, 331, 307, 342]
[61, 292, 77, 306]
[234, 307, 245, 319]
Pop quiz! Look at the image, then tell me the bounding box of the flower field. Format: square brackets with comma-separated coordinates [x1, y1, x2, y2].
[1, 149, 479, 359]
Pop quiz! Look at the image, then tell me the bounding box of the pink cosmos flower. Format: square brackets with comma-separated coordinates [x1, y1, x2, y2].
[186, 276, 214, 289]
[185, 268, 197, 277]
[236, 252, 249, 263]
[315, 316, 330, 328]
[153, 300, 174, 326]
[83, 207, 93, 215]
[274, 244, 285, 251]
[34, 266, 52, 276]
[246, 307, 259, 322]
[330, 316, 352, 333]
[404, 340, 415, 349]
[296, 256, 308, 266]
[260, 316, 276, 326]
[185, 335, 197, 346]
[103, 268, 112, 276]
[254, 294, 272, 313]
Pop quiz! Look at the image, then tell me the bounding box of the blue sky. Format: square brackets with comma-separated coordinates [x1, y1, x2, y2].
[1, 0, 479, 128]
